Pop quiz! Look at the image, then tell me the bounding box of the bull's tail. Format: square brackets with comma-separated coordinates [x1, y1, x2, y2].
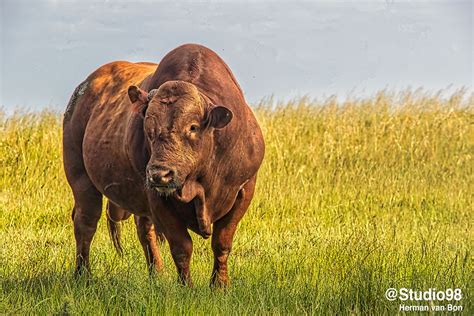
[106, 209, 124, 256]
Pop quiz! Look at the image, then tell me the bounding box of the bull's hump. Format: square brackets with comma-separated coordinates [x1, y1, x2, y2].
[149, 44, 243, 101]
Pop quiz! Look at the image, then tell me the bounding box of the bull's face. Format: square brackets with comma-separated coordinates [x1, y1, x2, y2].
[128, 81, 233, 196]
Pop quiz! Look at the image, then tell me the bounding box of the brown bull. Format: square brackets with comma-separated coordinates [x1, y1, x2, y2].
[62, 44, 265, 287]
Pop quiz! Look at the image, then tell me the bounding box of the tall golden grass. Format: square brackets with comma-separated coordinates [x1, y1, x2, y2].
[1, 89, 472, 314]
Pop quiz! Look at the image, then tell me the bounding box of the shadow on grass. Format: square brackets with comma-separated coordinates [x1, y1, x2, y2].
[1, 270, 169, 314]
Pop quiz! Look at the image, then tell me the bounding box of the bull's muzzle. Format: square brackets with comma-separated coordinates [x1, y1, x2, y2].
[146, 165, 177, 190]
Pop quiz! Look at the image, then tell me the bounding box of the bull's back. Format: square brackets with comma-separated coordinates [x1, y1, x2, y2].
[63, 61, 157, 212]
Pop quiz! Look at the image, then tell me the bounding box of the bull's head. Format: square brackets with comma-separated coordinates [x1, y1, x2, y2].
[128, 81, 233, 196]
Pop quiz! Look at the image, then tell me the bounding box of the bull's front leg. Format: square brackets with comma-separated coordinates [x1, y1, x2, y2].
[167, 228, 193, 286]
[134, 215, 164, 273]
[210, 177, 256, 288]
[150, 205, 194, 286]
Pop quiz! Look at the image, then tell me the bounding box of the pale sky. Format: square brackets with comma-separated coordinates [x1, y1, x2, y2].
[0, 0, 472, 111]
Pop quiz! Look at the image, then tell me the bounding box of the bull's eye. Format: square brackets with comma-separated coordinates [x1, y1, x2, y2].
[189, 124, 199, 133]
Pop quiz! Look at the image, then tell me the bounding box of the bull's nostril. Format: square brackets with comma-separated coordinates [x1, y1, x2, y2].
[147, 166, 176, 186]
[158, 169, 174, 184]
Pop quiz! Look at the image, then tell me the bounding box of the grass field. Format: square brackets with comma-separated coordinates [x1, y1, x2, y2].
[0, 90, 472, 314]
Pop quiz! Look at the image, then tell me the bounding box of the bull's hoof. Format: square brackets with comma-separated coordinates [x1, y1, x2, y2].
[147, 261, 164, 276]
[210, 276, 230, 290]
[73, 268, 93, 286]
[177, 276, 194, 287]
[198, 225, 212, 239]
[73, 266, 91, 279]
[200, 229, 211, 239]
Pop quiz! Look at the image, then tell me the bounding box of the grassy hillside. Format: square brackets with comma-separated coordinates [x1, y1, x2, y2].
[1, 90, 472, 314]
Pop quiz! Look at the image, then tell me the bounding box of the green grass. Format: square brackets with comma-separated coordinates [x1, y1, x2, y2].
[1, 90, 473, 314]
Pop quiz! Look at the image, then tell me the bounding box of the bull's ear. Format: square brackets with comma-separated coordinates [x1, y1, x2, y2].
[128, 86, 150, 117]
[128, 86, 148, 104]
[208, 106, 233, 129]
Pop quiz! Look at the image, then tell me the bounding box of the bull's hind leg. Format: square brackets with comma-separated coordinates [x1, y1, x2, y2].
[63, 144, 101, 274]
[107, 202, 164, 273]
[210, 176, 257, 288]
[70, 177, 103, 275]
[134, 216, 164, 273]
